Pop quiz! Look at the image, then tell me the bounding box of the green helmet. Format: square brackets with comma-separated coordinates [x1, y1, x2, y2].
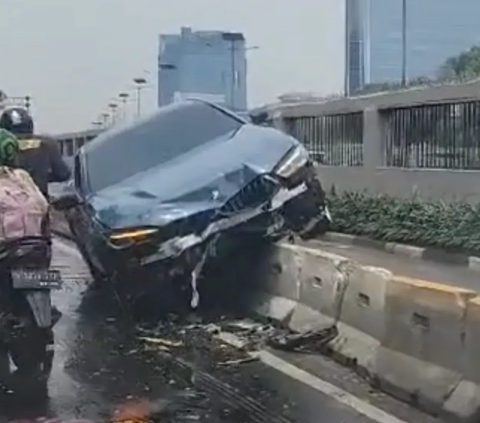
[0, 128, 19, 166]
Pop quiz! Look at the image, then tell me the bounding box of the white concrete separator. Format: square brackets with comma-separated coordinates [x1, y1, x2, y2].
[250, 241, 480, 422]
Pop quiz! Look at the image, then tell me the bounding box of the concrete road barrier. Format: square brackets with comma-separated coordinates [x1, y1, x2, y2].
[254, 242, 352, 331]
[444, 296, 480, 419]
[330, 264, 391, 378]
[377, 276, 476, 413]
[255, 241, 480, 422]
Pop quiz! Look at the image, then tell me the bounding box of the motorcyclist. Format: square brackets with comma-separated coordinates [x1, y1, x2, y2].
[0, 123, 63, 340]
[0, 106, 71, 198]
[0, 129, 59, 390]
[0, 106, 70, 279]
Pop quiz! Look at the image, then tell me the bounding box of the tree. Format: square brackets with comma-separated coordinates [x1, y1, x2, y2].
[438, 45, 480, 80]
[357, 77, 434, 95]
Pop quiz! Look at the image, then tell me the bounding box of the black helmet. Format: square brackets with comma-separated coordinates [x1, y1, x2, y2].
[0, 107, 34, 136]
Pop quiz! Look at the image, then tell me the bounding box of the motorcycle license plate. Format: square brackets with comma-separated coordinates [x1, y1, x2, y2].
[11, 269, 62, 290]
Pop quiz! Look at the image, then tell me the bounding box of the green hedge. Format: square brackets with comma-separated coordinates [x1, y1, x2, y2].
[326, 189, 480, 254]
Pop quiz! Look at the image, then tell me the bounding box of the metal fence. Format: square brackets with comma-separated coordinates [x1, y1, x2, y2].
[284, 113, 363, 166]
[0, 96, 31, 112]
[55, 130, 102, 158]
[384, 101, 480, 169]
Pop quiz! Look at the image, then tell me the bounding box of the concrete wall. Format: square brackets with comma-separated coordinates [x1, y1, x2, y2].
[257, 79, 480, 203]
[316, 167, 480, 202]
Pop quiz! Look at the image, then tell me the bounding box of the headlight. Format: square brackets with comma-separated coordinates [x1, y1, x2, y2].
[108, 227, 158, 248]
[274, 145, 310, 179]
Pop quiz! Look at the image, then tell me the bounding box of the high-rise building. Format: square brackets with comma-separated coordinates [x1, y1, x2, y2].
[345, 0, 368, 95]
[158, 27, 247, 111]
[368, 0, 480, 83]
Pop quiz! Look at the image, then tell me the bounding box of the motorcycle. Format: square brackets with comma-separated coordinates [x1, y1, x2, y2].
[0, 236, 62, 393]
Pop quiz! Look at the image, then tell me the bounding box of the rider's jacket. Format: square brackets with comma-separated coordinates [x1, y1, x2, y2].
[16, 135, 71, 198]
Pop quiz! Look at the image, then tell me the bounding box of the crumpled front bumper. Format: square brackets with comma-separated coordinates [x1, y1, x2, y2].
[139, 175, 328, 269]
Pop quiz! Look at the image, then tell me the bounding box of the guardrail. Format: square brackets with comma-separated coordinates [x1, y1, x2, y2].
[253, 79, 480, 202]
[53, 128, 103, 158]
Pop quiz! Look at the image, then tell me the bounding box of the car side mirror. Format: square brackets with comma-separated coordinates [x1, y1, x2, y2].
[51, 180, 81, 211]
[249, 111, 268, 126]
[51, 193, 81, 211]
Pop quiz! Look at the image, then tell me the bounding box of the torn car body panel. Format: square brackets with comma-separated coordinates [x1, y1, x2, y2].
[61, 100, 331, 306]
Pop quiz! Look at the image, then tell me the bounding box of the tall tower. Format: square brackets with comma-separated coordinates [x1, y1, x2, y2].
[345, 0, 367, 95]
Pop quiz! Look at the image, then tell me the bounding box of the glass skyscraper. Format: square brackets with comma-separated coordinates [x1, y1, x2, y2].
[158, 27, 247, 111]
[345, 0, 368, 94]
[347, 0, 480, 90]
[370, 0, 480, 83]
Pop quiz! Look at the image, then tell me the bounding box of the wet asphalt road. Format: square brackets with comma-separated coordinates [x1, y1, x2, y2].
[0, 237, 443, 423]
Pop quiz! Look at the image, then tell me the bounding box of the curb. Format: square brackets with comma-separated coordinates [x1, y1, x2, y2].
[319, 232, 480, 273]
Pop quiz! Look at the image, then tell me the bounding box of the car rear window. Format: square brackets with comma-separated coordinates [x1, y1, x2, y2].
[83, 101, 244, 192]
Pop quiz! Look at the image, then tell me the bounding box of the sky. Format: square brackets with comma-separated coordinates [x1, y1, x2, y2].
[0, 0, 346, 134]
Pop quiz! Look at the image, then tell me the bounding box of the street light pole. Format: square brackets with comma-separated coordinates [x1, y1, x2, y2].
[119, 92, 129, 122]
[108, 103, 118, 126]
[133, 77, 147, 118]
[401, 0, 407, 87]
[230, 41, 236, 110]
[222, 33, 246, 111]
[232, 45, 258, 110]
[101, 113, 109, 128]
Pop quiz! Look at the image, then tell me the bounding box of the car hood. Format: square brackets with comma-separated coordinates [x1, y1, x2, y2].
[89, 124, 299, 230]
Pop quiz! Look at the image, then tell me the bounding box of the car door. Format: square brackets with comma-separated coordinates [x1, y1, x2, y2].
[69, 151, 107, 278]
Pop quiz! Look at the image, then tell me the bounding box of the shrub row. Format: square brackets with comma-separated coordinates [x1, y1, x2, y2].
[326, 189, 480, 254]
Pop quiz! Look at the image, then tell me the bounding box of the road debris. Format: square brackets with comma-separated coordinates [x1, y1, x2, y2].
[215, 331, 250, 350]
[189, 235, 219, 309]
[217, 356, 259, 367]
[137, 336, 183, 348]
[267, 325, 338, 353]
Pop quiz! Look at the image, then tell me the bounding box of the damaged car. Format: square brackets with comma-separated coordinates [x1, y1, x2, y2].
[52, 100, 331, 308]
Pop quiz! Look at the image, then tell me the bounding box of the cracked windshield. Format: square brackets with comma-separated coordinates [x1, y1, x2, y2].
[1, 0, 480, 422]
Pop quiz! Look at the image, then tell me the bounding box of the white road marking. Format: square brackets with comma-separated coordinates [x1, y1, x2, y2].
[254, 350, 410, 423]
[215, 331, 411, 423]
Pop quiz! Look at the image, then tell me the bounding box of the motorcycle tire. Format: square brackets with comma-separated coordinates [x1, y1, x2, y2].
[0, 343, 10, 391]
[10, 327, 53, 378]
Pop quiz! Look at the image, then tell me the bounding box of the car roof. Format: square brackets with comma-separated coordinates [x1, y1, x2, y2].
[83, 99, 247, 156]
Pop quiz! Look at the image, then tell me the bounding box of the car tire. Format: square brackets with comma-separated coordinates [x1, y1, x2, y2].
[66, 213, 107, 283]
[72, 232, 108, 284]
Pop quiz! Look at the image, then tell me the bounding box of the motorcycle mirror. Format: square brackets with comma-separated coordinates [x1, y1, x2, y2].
[51, 193, 80, 211]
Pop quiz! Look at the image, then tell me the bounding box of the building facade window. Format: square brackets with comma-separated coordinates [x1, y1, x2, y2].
[158, 27, 248, 111]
